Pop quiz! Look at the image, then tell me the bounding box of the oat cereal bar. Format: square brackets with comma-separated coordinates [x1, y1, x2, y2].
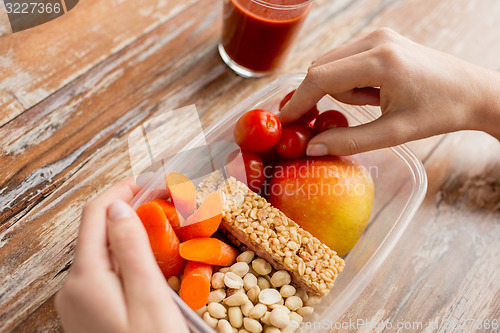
[216, 177, 344, 296]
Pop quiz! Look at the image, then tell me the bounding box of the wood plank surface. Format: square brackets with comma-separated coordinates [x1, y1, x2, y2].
[0, 0, 499, 332]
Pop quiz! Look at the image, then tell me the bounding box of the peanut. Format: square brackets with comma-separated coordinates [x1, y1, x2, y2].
[237, 250, 255, 264]
[225, 272, 244, 289]
[243, 318, 263, 333]
[230, 262, 250, 277]
[208, 302, 227, 319]
[270, 307, 290, 329]
[252, 258, 272, 275]
[279, 285, 296, 298]
[248, 303, 267, 319]
[228, 307, 243, 328]
[243, 273, 258, 291]
[167, 276, 181, 292]
[202, 311, 218, 329]
[296, 306, 314, 317]
[257, 276, 271, 290]
[212, 272, 225, 289]
[284, 296, 303, 311]
[218, 319, 233, 333]
[224, 292, 249, 306]
[208, 289, 226, 303]
[270, 270, 291, 288]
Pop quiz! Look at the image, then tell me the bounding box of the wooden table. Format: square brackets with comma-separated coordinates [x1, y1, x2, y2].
[1, 0, 499, 332]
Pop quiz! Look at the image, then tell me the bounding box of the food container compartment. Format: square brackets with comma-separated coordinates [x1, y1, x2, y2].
[129, 73, 427, 333]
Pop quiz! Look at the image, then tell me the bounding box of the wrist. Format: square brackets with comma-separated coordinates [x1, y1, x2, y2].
[470, 67, 500, 140]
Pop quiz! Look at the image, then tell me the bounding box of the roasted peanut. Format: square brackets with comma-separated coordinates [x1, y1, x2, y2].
[270, 307, 290, 328]
[167, 276, 181, 292]
[252, 258, 272, 275]
[218, 319, 233, 333]
[230, 262, 250, 277]
[237, 250, 255, 264]
[243, 317, 263, 333]
[284, 296, 303, 311]
[270, 270, 291, 288]
[228, 307, 244, 328]
[203, 311, 218, 329]
[208, 302, 227, 319]
[243, 273, 258, 291]
[212, 272, 225, 289]
[279, 285, 296, 298]
[208, 289, 226, 303]
[248, 303, 267, 319]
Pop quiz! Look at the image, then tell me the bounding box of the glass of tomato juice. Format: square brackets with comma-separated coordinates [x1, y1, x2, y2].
[219, 0, 313, 78]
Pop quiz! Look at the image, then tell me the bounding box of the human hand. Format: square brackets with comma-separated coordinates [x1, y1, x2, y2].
[55, 178, 189, 333]
[280, 28, 500, 156]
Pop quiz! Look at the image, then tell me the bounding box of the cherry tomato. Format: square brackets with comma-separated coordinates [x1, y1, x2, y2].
[225, 150, 265, 193]
[275, 123, 314, 159]
[234, 109, 282, 153]
[279, 90, 319, 124]
[313, 110, 349, 134]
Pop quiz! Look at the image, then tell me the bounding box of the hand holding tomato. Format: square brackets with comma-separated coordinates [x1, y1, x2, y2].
[279, 28, 500, 156]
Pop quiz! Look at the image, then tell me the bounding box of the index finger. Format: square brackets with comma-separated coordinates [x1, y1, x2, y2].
[72, 177, 142, 271]
[280, 49, 382, 124]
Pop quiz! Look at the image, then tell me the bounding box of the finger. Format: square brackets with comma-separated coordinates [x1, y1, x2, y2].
[306, 113, 413, 156]
[332, 87, 381, 106]
[312, 28, 402, 67]
[279, 77, 325, 124]
[73, 177, 142, 271]
[311, 37, 372, 67]
[280, 50, 383, 124]
[106, 200, 168, 307]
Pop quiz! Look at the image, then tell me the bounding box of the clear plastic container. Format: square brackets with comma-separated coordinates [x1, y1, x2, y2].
[130, 73, 427, 333]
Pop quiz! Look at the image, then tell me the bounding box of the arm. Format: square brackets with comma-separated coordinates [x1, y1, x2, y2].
[280, 28, 500, 156]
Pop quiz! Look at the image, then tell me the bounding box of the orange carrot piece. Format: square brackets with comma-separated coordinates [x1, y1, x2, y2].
[166, 172, 197, 218]
[152, 198, 184, 240]
[179, 261, 213, 310]
[136, 202, 185, 277]
[179, 238, 239, 266]
[181, 192, 223, 241]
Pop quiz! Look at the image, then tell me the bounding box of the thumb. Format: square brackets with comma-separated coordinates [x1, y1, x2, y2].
[107, 200, 164, 288]
[306, 115, 411, 156]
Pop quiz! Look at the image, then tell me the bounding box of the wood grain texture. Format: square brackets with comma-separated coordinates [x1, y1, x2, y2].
[0, 0, 499, 331]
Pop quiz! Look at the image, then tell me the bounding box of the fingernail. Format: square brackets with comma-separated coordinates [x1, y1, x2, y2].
[108, 200, 133, 222]
[307, 143, 328, 156]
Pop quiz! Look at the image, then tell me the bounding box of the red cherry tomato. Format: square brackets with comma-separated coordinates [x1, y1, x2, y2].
[225, 150, 265, 193]
[279, 90, 319, 124]
[313, 110, 349, 134]
[275, 123, 314, 159]
[234, 109, 282, 153]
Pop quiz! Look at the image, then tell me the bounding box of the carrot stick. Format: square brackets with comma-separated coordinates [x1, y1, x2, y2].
[179, 261, 213, 310]
[152, 198, 184, 240]
[136, 202, 185, 277]
[166, 172, 197, 219]
[179, 238, 239, 266]
[181, 192, 222, 241]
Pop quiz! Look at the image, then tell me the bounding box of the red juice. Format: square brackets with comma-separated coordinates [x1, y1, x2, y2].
[221, 0, 312, 75]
